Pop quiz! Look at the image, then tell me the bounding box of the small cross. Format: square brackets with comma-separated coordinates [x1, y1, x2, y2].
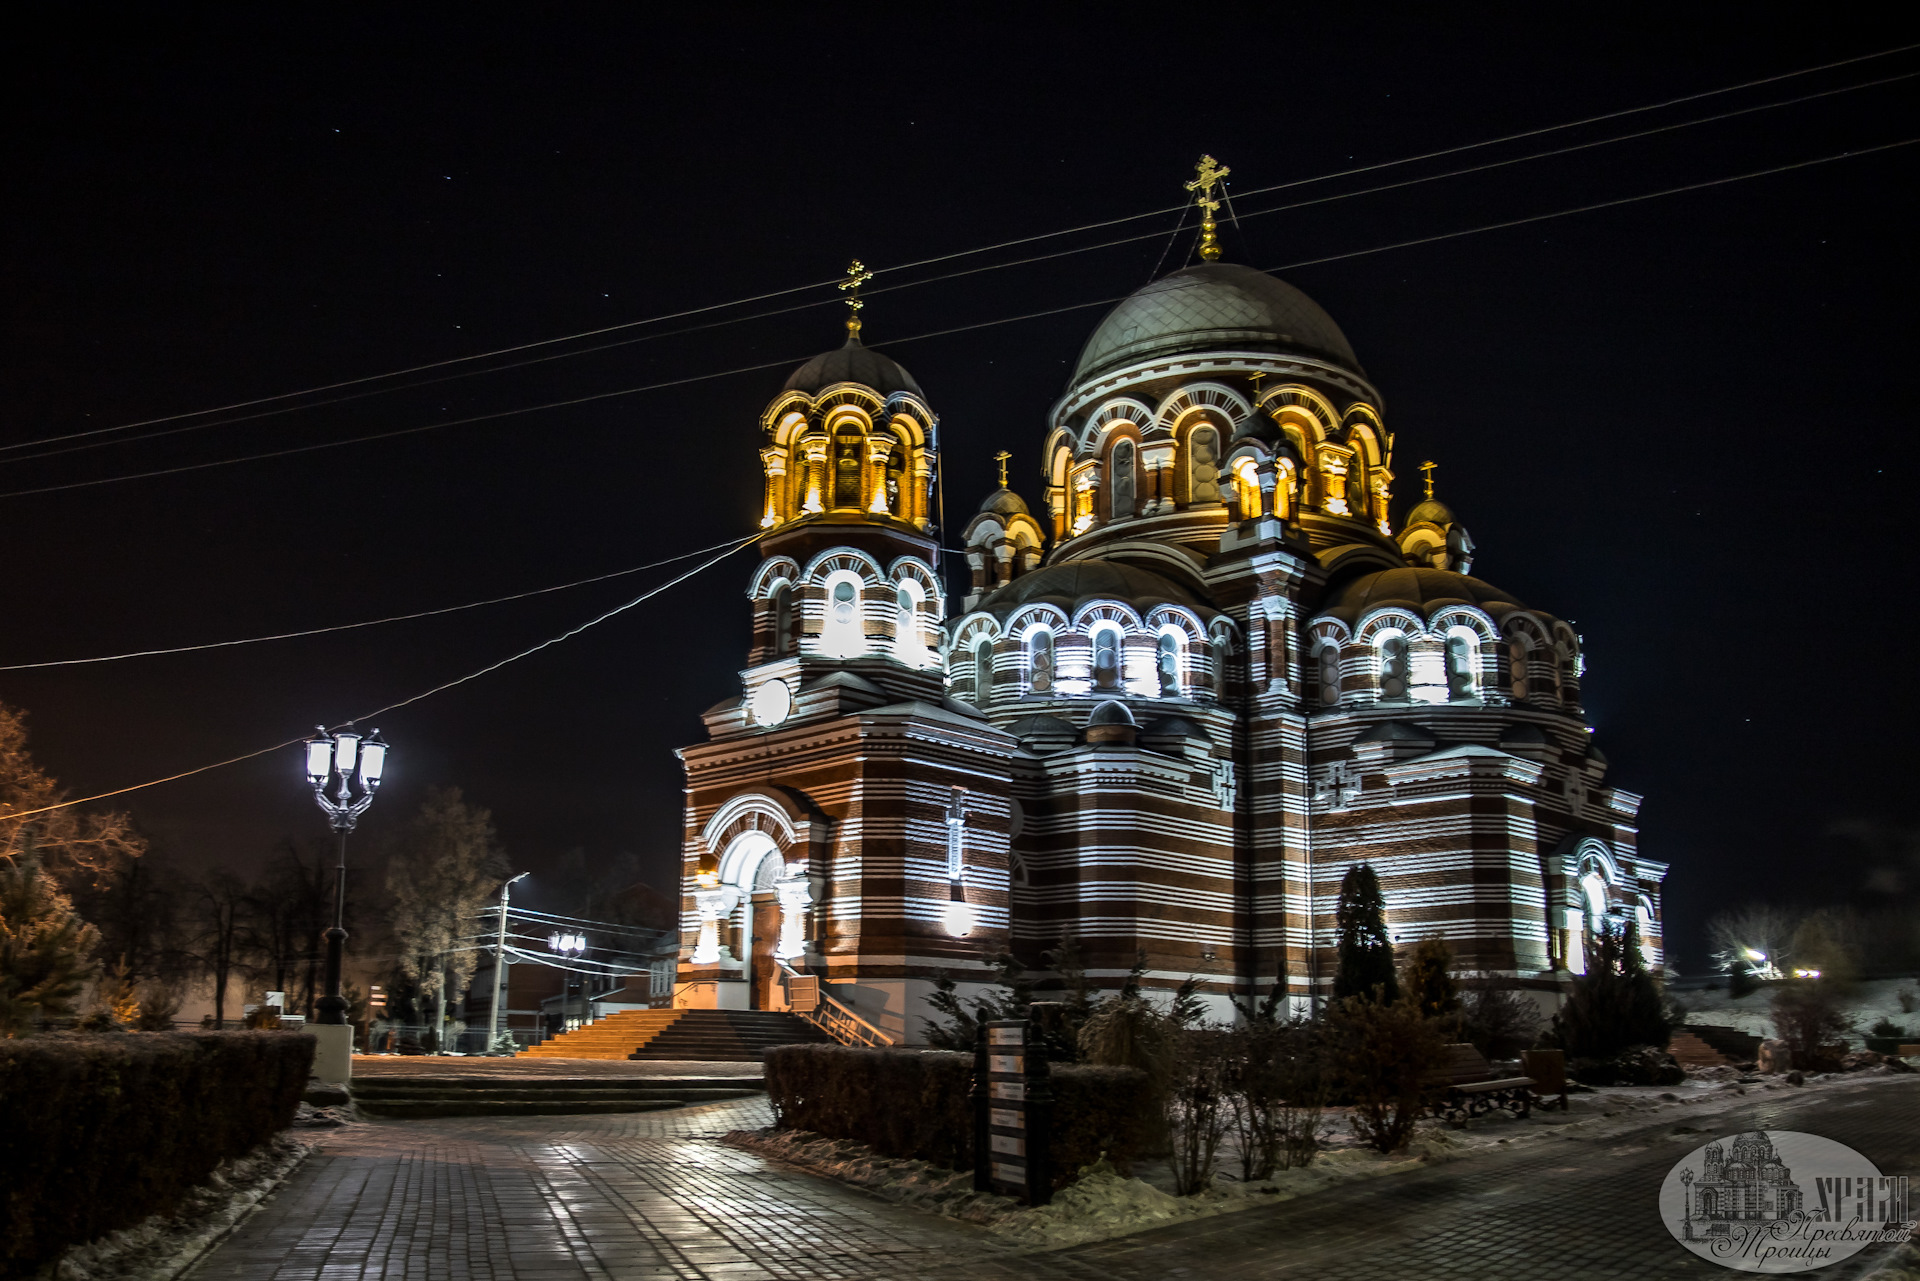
[993, 450, 1011, 488]
[1419, 459, 1437, 500]
[839, 259, 874, 336]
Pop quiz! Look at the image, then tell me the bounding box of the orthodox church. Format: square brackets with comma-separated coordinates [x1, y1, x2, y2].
[674, 162, 1666, 1042]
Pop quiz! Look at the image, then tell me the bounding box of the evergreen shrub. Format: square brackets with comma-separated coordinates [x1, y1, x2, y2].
[763, 1044, 1154, 1184]
[0, 1031, 313, 1275]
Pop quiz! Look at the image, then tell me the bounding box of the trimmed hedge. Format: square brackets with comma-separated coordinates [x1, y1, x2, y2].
[764, 1044, 1154, 1185]
[0, 1031, 314, 1275]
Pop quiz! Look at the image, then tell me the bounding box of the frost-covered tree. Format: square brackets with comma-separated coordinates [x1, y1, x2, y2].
[387, 787, 505, 1046]
[1333, 864, 1398, 1003]
[1706, 902, 1800, 978]
[1401, 937, 1459, 1020]
[0, 702, 143, 890]
[0, 852, 101, 1033]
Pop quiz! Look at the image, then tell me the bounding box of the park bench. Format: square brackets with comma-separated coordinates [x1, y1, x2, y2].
[1426, 1042, 1533, 1125]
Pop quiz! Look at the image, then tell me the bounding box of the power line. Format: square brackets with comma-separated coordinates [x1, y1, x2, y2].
[10, 40, 1913, 462]
[0, 535, 753, 670]
[0, 536, 756, 819]
[8, 128, 1911, 505]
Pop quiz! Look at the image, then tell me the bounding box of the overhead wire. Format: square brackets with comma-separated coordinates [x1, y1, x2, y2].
[0, 534, 754, 670]
[0, 535, 757, 819]
[8, 39, 1914, 462]
[5, 127, 1913, 504]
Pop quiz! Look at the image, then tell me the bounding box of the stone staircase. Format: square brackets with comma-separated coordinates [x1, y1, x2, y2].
[1669, 1023, 1764, 1067]
[518, 1009, 685, 1060]
[627, 1010, 836, 1062]
[351, 1074, 761, 1119]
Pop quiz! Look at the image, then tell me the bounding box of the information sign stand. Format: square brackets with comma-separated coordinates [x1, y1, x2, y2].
[972, 1018, 1052, 1206]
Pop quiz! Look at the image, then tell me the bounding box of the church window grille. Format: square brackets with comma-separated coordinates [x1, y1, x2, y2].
[822, 575, 864, 658]
[1189, 426, 1222, 504]
[1509, 637, 1531, 700]
[1445, 632, 1477, 700]
[1092, 626, 1122, 690]
[1027, 628, 1054, 694]
[1211, 630, 1234, 699]
[1156, 632, 1182, 696]
[1378, 633, 1410, 700]
[1111, 440, 1136, 520]
[1317, 644, 1341, 707]
[973, 637, 995, 705]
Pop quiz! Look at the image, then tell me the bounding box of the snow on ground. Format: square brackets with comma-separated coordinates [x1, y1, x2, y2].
[724, 1063, 1920, 1250]
[1680, 977, 1920, 1044]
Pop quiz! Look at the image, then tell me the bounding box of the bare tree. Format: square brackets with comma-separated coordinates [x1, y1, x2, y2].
[244, 840, 334, 1018]
[0, 702, 144, 890]
[387, 787, 504, 1049]
[184, 871, 250, 1028]
[1706, 902, 1802, 976]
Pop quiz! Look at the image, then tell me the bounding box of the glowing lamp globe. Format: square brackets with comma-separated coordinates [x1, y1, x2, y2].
[358, 731, 388, 788]
[304, 731, 333, 786]
[333, 731, 361, 776]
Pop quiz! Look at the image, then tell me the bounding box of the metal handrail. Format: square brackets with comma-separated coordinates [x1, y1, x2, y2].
[775, 960, 892, 1047]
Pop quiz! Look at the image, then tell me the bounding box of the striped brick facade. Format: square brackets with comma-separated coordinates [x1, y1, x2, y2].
[676, 263, 1665, 1040]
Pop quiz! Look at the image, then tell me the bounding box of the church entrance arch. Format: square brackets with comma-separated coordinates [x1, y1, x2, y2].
[719, 831, 787, 1010]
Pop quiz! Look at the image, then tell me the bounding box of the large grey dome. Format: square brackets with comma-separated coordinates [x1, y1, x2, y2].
[1072, 263, 1362, 384]
[785, 336, 923, 397]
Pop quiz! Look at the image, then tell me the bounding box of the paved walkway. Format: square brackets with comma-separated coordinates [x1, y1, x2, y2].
[195, 1076, 1920, 1280]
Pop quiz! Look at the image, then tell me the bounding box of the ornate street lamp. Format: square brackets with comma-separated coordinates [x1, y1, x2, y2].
[549, 932, 587, 1030]
[303, 725, 389, 1026]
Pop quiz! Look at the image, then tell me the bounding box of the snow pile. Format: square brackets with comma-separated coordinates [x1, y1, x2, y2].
[723, 1125, 1459, 1247]
[52, 1135, 314, 1281]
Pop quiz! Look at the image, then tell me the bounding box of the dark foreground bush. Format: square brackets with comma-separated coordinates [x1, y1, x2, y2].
[764, 1044, 1153, 1185]
[0, 1031, 314, 1275]
[1569, 1044, 1685, 1087]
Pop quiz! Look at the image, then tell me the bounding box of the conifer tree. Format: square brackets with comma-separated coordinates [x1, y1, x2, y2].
[1547, 919, 1673, 1059]
[1401, 937, 1459, 1020]
[1332, 863, 1399, 1003]
[0, 853, 101, 1033]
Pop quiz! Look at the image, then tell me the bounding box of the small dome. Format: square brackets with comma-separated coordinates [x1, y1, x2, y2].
[1072, 262, 1362, 385]
[1320, 566, 1530, 626]
[1088, 700, 1137, 727]
[1405, 499, 1458, 528]
[975, 558, 1216, 621]
[978, 488, 1030, 517]
[784, 335, 923, 397]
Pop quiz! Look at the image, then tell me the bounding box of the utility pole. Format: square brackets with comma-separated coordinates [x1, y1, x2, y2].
[487, 873, 529, 1052]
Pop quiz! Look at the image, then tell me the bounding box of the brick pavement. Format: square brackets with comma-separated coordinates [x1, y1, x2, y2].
[196, 1077, 1920, 1280]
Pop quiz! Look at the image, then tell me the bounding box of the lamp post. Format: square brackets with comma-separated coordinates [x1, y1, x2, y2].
[303, 726, 388, 1027]
[549, 932, 587, 1031]
[487, 872, 530, 1053]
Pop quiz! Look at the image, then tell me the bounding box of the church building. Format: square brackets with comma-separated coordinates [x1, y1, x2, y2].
[674, 163, 1666, 1042]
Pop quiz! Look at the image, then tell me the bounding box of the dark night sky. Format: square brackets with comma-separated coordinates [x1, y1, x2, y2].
[4, 8, 1917, 965]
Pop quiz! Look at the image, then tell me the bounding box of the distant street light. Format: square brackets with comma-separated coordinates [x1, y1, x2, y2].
[549, 932, 587, 1031]
[303, 726, 389, 1028]
[487, 872, 530, 1053]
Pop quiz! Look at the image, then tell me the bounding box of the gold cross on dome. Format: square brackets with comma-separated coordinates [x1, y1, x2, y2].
[993, 450, 1011, 488]
[1420, 459, 1438, 500]
[1185, 155, 1232, 262]
[839, 259, 874, 336]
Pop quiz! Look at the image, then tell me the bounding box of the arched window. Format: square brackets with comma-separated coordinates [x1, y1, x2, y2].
[1110, 440, 1136, 521]
[1156, 632, 1182, 696]
[1189, 426, 1222, 504]
[893, 582, 925, 666]
[831, 424, 864, 508]
[1026, 628, 1054, 694]
[772, 583, 794, 657]
[1445, 632, 1477, 700]
[1509, 637, 1532, 700]
[1317, 645, 1341, 707]
[1210, 629, 1234, 699]
[821, 574, 864, 658]
[1378, 633, 1410, 700]
[1092, 626, 1122, 690]
[1231, 458, 1262, 520]
[973, 637, 995, 705]
[1345, 454, 1368, 519]
[886, 433, 909, 518]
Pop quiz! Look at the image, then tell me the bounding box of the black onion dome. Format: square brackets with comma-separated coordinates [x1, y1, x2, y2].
[978, 488, 1030, 517]
[1320, 566, 1530, 626]
[1072, 262, 1363, 384]
[784, 335, 923, 397]
[975, 559, 1217, 621]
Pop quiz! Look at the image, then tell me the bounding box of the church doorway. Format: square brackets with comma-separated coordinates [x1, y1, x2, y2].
[749, 892, 781, 1009]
